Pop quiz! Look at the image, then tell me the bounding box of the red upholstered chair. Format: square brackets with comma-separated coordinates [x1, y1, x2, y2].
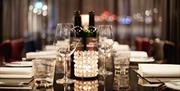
[142, 38, 153, 56]
[0, 40, 12, 62]
[135, 37, 143, 51]
[11, 39, 24, 60]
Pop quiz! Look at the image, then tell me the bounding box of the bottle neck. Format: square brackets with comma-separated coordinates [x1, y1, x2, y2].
[89, 11, 95, 28]
[89, 14, 95, 27]
[74, 11, 82, 27]
[74, 16, 82, 27]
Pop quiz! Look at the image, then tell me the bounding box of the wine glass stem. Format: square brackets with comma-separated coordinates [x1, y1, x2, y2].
[103, 76, 106, 91]
[64, 84, 68, 91]
[63, 55, 68, 80]
[103, 53, 107, 74]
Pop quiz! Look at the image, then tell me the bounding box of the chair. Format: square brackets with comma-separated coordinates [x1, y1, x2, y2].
[135, 37, 143, 51]
[178, 44, 180, 64]
[142, 38, 152, 56]
[24, 39, 36, 53]
[0, 40, 12, 62]
[151, 39, 164, 61]
[11, 39, 24, 60]
[163, 41, 176, 64]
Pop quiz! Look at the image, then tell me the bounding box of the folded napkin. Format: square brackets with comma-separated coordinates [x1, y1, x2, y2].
[26, 51, 57, 59]
[130, 51, 148, 58]
[138, 64, 180, 77]
[130, 57, 154, 62]
[113, 42, 130, 51]
[45, 45, 58, 51]
[5, 61, 32, 67]
[0, 67, 32, 78]
[129, 51, 153, 62]
[45, 40, 69, 51]
[165, 80, 180, 90]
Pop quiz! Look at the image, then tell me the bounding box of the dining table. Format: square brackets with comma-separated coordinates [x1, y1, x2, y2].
[0, 63, 176, 91]
[0, 46, 178, 91]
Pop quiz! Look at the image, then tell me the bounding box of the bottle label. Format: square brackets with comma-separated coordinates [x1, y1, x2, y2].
[86, 37, 97, 51]
[71, 37, 84, 51]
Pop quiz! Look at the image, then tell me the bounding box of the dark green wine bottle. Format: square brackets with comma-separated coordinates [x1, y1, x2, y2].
[72, 11, 84, 50]
[86, 11, 97, 51]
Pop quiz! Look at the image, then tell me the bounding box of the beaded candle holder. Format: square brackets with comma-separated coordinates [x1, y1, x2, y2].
[74, 80, 98, 91]
[74, 51, 98, 78]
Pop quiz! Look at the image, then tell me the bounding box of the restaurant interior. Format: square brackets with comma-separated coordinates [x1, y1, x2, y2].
[0, 0, 179, 91]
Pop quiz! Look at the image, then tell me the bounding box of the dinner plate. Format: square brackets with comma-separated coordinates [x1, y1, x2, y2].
[5, 61, 32, 67]
[130, 57, 155, 63]
[165, 80, 180, 90]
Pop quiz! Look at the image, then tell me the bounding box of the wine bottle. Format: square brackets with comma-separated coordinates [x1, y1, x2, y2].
[85, 11, 97, 51]
[71, 11, 98, 80]
[70, 11, 83, 79]
[72, 11, 84, 51]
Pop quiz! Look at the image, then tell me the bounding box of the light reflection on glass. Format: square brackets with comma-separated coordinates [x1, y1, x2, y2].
[113, 74, 130, 90]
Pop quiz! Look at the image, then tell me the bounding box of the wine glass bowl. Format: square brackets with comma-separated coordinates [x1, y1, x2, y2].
[99, 37, 114, 53]
[97, 25, 114, 76]
[54, 23, 79, 84]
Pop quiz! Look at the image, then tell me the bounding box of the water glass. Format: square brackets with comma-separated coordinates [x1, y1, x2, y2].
[113, 74, 130, 90]
[33, 58, 56, 87]
[113, 51, 130, 90]
[114, 51, 130, 75]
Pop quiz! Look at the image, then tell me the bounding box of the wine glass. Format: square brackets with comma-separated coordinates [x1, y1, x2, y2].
[54, 23, 79, 84]
[97, 25, 114, 76]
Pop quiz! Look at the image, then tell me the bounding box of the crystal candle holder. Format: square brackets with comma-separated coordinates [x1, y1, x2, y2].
[74, 51, 98, 78]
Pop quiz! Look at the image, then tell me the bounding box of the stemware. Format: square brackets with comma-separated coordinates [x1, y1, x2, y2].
[54, 23, 79, 84]
[98, 25, 114, 76]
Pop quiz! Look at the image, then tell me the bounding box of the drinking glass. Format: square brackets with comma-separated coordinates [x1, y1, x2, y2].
[98, 25, 114, 76]
[54, 23, 79, 84]
[33, 58, 56, 88]
[113, 51, 130, 90]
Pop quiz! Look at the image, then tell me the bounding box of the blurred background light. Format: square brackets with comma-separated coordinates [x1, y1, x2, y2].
[42, 5, 47, 11]
[118, 16, 132, 25]
[34, 2, 43, 9]
[29, 5, 33, 11]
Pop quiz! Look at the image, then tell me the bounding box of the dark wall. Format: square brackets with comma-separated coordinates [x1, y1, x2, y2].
[166, 0, 180, 43]
[165, 0, 180, 64]
[0, 0, 2, 43]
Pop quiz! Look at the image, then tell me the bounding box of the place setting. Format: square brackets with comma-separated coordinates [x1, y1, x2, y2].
[0, 60, 33, 89]
[136, 63, 180, 90]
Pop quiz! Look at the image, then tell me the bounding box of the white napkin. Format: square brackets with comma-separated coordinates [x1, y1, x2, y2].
[0, 67, 32, 78]
[130, 51, 148, 58]
[130, 51, 154, 62]
[5, 61, 32, 67]
[113, 42, 130, 51]
[45, 45, 58, 51]
[26, 51, 57, 59]
[165, 80, 180, 90]
[138, 64, 180, 77]
[130, 57, 154, 62]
